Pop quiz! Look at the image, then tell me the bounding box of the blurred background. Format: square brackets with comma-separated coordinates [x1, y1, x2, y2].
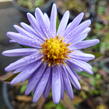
[0, 0, 109, 109]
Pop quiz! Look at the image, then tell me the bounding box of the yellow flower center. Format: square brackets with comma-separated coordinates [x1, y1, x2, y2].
[41, 36, 71, 66]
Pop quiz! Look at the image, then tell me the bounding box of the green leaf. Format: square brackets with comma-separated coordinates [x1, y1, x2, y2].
[44, 101, 56, 109]
[56, 16, 60, 30]
[77, 71, 93, 78]
[95, 23, 103, 31]
[97, 6, 105, 15]
[100, 42, 109, 53]
[56, 104, 65, 109]
[20, 84, 27, 94]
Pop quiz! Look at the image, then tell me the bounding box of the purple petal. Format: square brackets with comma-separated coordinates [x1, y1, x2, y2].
[44, 13, 50, 28]
[50, 4, 57, 37]
[66, 61, 80, 80]
[64, 20, 91, 42]
[14, 25, 43, 43]
[9, 40, 16, 43]
[68, 33, 88, 45]
[52, 66, 61, 104]
[10, 62, 41, 84]
[65, 65, 81, 89]
[69, 50, 95, 61]
[43, 72, 51, 98]
[57, 11, 70, 36]
[27, 13, 46, 41]
[20, 22, 37, 35]
[25, 63, 47, 95]
[82, 27, 91, 34]
[60, 70, 64, 99]
[62, 66, 74, 99]
[5, 53, 42, 72]
[13, 66, 25, 74]
[33, 67, 51, 102]
[35, 8, 51, 38]
[68, 59, 93, 74]
[2, 48, 37, 57]
[72, 39, 100, 49]
[64, 12, 84, 36]
[68, 27, 91, 44]
[7, 32, 41, 48]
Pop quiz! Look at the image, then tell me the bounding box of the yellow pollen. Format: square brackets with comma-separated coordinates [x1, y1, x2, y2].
[41, 36, 71, 66]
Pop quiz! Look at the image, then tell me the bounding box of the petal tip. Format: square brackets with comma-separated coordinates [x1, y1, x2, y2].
[52, 3, 56, 7]
[2, 51, 10, 56]
[87, 19, 91, 24]
[13, 24, 17, 28]
[25, 90, 30, 95]
[88, 70, 94, 74]
[5, 67, 9, 72]
[53, 100, 60, 104]
[2, 51, 5, 56]
[27, 12, 32, 18]
[66, 10, 70, 15]
[96, 39, 100, 43]
[7, 32, 10, 36]
[35, 8, 41, 12]
[80, 12, 84, 17]
[10, 80, 15, 85]
[20, 22, 24, 25]
[32, 97, 39, 103]
[78, 84, 81, 90]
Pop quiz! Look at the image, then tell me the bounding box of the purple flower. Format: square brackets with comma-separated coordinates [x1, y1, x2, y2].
[2, 4, 99, 104]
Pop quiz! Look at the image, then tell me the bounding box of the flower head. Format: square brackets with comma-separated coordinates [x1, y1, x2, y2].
[2, 4, 99, 104]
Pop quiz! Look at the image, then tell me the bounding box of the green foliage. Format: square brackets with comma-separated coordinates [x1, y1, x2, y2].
[100, 31, 109, 54]
[77, 71, 93, 78]
[97, 6, 105, 15]
[17, 0, 46, 11]
[95, 23, 104, 32]
[44, 101, 65, 109]
[20, 84, 27, 94]
[56, 16, 60, 30]
[44, 101, 56, 109]
[57, 0, 87, 12]
[56, 104, 65, 109]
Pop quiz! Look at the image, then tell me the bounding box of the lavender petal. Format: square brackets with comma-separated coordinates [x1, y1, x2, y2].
[52, 66, 61, 104]
[64, 20, 91, 42]
[69, 50, 95, 61]
[25, 63, 47, 95]
[10, 62, 41, 84]
[2, 48, 37, 57]
[60, 69, 64, 99]
[65, 65, 81, 89]
[62, 66, 74, 99]
[20, 22, 37, 35]
[35, 8, 51, 38]
[7, 32, 41, 48]
[64, 12, 84, 36]
[44, 13, 50, 29]
[57, 11, 69, 36]
[50, 4, 57, 37]
[43, 72, 51, 98]
[33, 67, 51, 102]
[68, 59, 93, 74]
[5, 53, 42, 72]
[27, 13, 46, 41]
[73, 39, 100, 49]
[14, 25, 43, 43]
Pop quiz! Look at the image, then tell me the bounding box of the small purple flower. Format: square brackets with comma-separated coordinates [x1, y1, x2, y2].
[2, 4, 99, 104]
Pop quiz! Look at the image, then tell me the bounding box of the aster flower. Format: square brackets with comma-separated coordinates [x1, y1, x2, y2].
[2, 4, 99, 104]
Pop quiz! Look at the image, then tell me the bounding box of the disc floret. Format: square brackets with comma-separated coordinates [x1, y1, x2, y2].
[41, 36, 71, 66]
